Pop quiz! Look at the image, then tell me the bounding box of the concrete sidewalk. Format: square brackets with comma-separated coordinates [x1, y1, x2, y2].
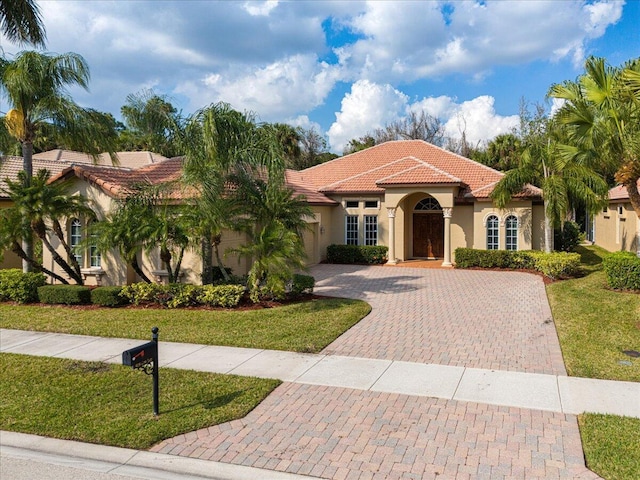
[2, 328, 639, 418]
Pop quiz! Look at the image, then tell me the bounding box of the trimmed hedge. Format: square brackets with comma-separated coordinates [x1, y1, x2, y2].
[603, 251, 640, 290]
[454, 248, 581, 279]
[38, 285, 92, 305]
[198, 285, 245, 308]
[0, 269, 47, 303]
[91, 286, 128, 307]
[326, 244, 388, 264]
[290, 274, 315, 297]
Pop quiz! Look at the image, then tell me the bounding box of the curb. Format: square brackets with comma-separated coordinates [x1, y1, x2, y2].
[1, 431, 314, 480]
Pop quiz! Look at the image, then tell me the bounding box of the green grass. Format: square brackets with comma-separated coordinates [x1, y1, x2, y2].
[579, 413, 640, 480]
[0, 297, 371, 353]
[546, 245, 640, 382]
[0, 353, 279, 449]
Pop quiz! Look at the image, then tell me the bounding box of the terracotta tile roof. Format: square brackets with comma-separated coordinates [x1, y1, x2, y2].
[32, 149, 167, 168]
[49, 157, 186, 198]
[299, 140, 535, 200]
[285, 170, 337, 205]
[0, 155, 72, 198]
[609, 180, 640, 201]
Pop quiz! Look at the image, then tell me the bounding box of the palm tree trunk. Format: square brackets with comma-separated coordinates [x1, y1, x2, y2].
[21, 141, 34, 272]
[51, 219, 82, 277]
[11, 241, 69, 284]
[34, 227, 83, 284]
[131, 254, 152, 283]
[213, 233, 230, 282]
[201, 235, 214, 285]
[544, 203, 553, 253]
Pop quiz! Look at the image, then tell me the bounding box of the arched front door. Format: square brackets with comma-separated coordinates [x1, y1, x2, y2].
[413, 198, 444, 258]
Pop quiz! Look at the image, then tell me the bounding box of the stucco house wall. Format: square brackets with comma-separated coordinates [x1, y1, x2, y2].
[594, 202, 638, 253]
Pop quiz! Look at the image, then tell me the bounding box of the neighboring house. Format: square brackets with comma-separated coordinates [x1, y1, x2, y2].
[0, 151, 167, 270]
[593, 180, 640, 253]
[11, 140, 547, 285]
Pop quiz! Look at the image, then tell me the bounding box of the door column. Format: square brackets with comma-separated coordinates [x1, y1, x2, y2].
[442, 207, 453, 267]
[387, 207, 397, 264]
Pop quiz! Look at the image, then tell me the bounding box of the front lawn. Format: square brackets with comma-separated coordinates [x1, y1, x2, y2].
[0, 353, 279, 449]
[0, 297, 371, 353]
[546, 245, 640, 383]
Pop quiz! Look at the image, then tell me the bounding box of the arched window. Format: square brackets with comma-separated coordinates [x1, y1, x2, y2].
[70, 218, 83, 265]
[88, 221, 101, 267]
[505, 215, 518, 251]
[415, 197, 442, 211]
[486, 215, 499, 250]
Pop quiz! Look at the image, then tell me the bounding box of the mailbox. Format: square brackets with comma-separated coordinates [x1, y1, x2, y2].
[122, 341, 157, 368]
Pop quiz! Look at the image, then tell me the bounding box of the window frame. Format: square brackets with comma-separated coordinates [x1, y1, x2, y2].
[505, 215, 518, 251]
[69, 218, 83, 266]
[486, 215, 499, 250]
[345, 200, 359, 209]
[364, 215, 378, 246]
[345, 215, 359, 245]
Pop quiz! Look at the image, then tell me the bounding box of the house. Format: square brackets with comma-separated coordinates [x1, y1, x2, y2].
[12, 140, 546, 286]
[0, 151, 167, 270]
[593, 180, 640, 253]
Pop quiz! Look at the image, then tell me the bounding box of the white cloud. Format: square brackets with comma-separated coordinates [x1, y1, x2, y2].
[327, 84, 518, 153]
[177, 54, 340, 119]
[243, 0, 279, 17]
[441, 96, 519, 147]
[327, 80, 408, 153]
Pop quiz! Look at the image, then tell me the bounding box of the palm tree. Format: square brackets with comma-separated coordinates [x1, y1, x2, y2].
[0, 0, 46, 47]
[0, 170, 92, 283]
[0, 50, 118, 270]
[549, 56, 640, 254]
[491, 117, 609, 252]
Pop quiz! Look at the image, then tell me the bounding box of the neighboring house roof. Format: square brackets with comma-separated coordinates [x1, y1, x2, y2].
[609, 179, 640, 201]
[299, 139, 540, 200]
[0, 155, 73, 198]
[32, 149, 167, 168]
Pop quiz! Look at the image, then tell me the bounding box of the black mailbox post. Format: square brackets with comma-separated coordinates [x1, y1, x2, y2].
[123, 327, 159, 416]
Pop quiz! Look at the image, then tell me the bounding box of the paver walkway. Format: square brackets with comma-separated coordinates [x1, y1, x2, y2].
[149, 265, 602, 479]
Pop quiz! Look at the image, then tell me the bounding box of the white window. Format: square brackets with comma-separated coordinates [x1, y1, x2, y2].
[345, 215, 359, 245]
[70, 218, 83, 265]
[486, 215, 499, 250]
[505, 215, 518, 251]
[345, 200, 359, 209]
[88, 222, 101, 267]
[415, 197, 442, 211]
[364, 215, 378, 246]
[364, 200, 379, 209]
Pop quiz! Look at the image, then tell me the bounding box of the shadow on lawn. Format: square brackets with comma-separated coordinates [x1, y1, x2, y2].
[162, 389, 250, 414]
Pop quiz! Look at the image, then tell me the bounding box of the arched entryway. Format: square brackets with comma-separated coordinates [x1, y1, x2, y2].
[412, 197, 444, 258]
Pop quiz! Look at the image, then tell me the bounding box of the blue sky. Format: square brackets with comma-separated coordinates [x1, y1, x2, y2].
[1, 1, 638, 153]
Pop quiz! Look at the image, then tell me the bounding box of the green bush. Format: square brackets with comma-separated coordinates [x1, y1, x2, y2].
[38, 285, 92, 305]
[198, 285, 245, 308]
[554, 221, 582, 252]
[90, 286, 127, 307]
[166, 284, 202, 309]
[0, 269, 46, 303]
[603, 252, 640, 290]
[290, 274, 315, 297]
[120, 283, 167, 305]
[326, 244, 388, 264]
[454, 248, 580, 279]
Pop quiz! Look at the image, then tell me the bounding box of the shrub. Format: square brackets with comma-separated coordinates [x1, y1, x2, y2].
[0, 269, 46, 303]
[326, 244, 388, 264]
[603, 252, 640, 290]
[290, 274, 315, 297]
[454, 248, 580, 279]
[166, 284, 202, 309]
[38, 285, 92, 305]
[198, 285, 245, 308]
[120, 283, 167, 305]
[554, 221, 582, 252]
[91, 286, 127, 307]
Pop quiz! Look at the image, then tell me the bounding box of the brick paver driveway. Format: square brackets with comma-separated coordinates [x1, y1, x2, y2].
[153, 266, 597, 479]
[312, 265, 566, 375]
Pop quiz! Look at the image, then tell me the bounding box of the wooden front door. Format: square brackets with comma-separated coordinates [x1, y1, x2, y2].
[413, 213, 444, 258]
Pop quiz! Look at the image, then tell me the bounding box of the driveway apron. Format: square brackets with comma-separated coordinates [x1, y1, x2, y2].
[152, 265, 598, 479]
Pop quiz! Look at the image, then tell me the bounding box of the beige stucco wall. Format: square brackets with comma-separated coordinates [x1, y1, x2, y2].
[0, 199, 23, 270]
[471, 200, 534, 252]
[594, 202, 639, 253]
